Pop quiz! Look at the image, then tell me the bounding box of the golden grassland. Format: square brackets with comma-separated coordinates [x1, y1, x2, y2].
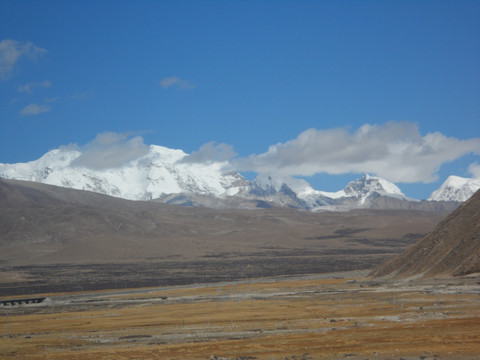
[1, 276, 480, 359]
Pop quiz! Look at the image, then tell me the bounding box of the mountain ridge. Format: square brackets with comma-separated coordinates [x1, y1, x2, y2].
[1, 146, 477, 211]
[0, 146, 247, 201]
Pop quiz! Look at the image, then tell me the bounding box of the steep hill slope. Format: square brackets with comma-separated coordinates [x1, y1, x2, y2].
[371, 189, 480, 279]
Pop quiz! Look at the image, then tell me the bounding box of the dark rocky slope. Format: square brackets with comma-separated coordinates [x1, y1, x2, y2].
[371, 189, 480, 279]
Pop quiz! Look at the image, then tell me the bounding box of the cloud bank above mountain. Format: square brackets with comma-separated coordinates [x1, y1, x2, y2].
[234, 122, 480, 183]
[61, 121, 480, 185]
[181, 141, 237, 164]
[469, 163, 480, 179]
[71, 132, 149, 170]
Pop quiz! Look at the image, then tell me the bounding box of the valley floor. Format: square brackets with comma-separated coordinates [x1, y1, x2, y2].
[1, 271, 480, 359]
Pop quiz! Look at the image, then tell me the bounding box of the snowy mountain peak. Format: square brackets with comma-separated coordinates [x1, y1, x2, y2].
[428, 175, 480, 202]
[0, 146, 248, 201]
[250, 174, 313, 195]
[0, 148, 81, 183]
[247, 174, 329, 209]
[148, 145, 187, 163]
[248, 173, 410, 210]
[343, 174, 406, 200]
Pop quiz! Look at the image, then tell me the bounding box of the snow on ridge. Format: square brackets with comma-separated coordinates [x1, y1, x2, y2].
[251, 174, 313, 194]
[2, 144, 477, 207]
[248, 172, 411, 209]
[317, 189, 346, 199]
[343, 174, 406, 198]
[147, 144, 187, 163]
[0, 145, 247, 201]
[428, 175, 480, 202]
[0, 149, 81, 182]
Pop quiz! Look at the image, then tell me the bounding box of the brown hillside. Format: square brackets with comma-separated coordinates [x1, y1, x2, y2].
[371, 189, 480, 279]
[0, 178, 447, 267]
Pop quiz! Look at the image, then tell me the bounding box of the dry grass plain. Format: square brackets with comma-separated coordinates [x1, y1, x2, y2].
[1, 273, 480, 360]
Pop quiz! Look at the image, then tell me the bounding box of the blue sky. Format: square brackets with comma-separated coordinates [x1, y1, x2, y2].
[1, 0, 479, 199]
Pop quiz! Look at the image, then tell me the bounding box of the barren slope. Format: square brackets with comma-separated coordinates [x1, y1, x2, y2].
[371, 189, 480, 279]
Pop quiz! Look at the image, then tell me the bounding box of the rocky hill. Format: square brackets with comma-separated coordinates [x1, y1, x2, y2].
[370, 189, 480, 279]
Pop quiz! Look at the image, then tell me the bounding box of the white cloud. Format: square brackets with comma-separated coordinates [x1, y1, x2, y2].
[17, 80, 52, 94]
[468, 163, 480, 179]
[234, 122, 480, 183]
[19, 103, 51, 116]
[71, 132, 149, 170]
[181, 141, 237, 164]
[160, 76, 195, 90]
[58, 143, 80, 152]
[0, 39, 47, 80]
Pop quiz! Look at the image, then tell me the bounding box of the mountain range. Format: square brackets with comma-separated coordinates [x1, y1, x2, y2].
[1, 145, 478, 211]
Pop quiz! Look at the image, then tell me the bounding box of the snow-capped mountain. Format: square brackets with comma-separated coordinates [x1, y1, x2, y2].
[0, 146, 248, 200]
[247, 174, 332, 208]
[342, 174, 408, 203]
[249, 174, 313, 196]
[248, 173, 410, 210]
[0, 145, 467, 211]
[428, 176, 480, 202]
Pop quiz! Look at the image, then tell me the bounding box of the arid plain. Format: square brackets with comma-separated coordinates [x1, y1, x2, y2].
[1, 272, 480, 360]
